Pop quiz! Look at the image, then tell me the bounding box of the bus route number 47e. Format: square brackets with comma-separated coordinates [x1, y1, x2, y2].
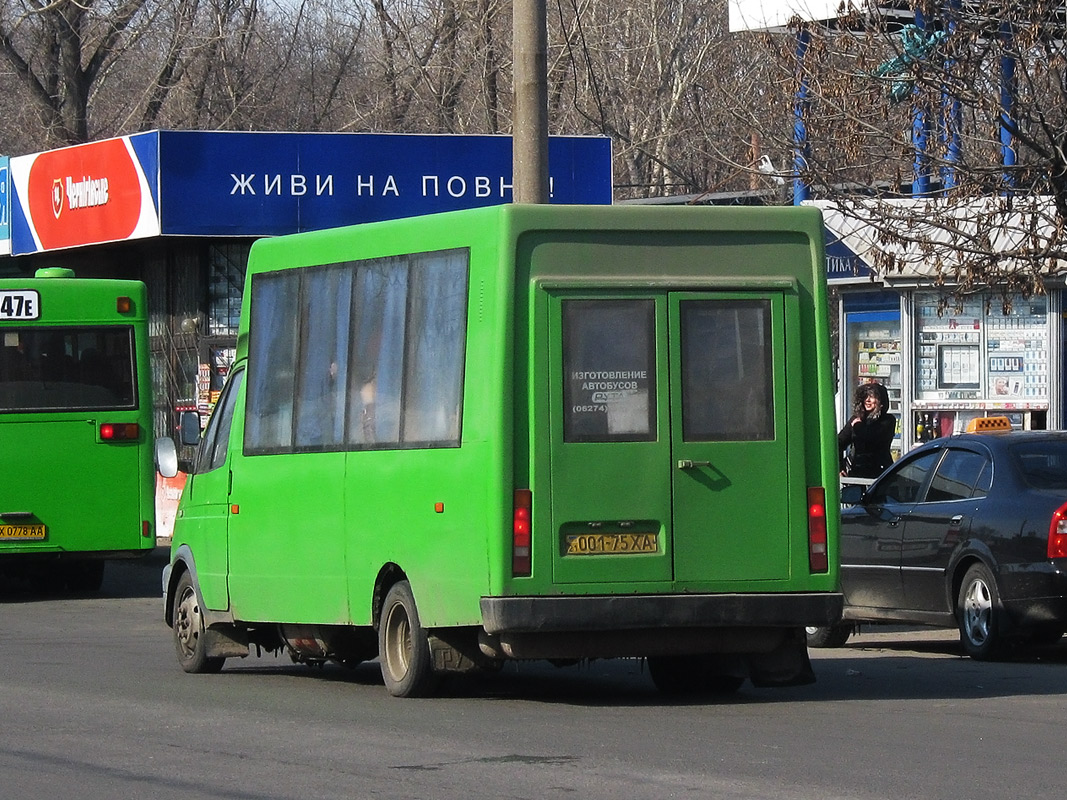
[0, 291, 40, 320]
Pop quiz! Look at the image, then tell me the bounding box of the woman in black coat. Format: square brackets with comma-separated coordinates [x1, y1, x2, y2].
[838, 382, 896, 478]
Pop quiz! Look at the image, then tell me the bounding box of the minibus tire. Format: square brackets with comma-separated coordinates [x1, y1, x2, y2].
[172, 571, 225, 674]
[379, 581, 439, 698]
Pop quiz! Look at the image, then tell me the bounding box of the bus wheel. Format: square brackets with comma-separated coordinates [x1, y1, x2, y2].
[172, 571, 225, 674]
[646, 655, 744, 696]
[379, 581, 439, 698]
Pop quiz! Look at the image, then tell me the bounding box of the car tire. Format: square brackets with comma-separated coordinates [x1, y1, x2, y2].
[957, 563, 1006, 660]
[805, 623, 853, 648]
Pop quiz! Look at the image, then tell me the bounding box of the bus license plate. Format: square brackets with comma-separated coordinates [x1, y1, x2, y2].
[565, 532, 657, 555]
[0, 524, 47, 541]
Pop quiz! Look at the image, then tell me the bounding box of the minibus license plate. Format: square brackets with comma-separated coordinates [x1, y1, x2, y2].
[565, 532, 657, 555]
[0, 524, 46, 540]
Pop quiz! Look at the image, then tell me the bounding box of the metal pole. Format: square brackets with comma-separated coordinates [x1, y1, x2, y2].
[513, 0, 549, 204]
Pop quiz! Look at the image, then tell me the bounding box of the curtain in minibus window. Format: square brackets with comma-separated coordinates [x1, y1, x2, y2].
[245, 271, 299, 452]
[346, 259, 408, 447]
[402, 250, 468, 445]
[294, 265, 352, 449]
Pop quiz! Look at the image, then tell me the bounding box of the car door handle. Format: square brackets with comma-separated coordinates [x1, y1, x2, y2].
[950, 515, 963, 526]
[677, 459, 712, 469]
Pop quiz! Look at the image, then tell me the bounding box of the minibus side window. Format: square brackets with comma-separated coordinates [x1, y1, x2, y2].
[245, 272, 299, 453]
[562, 299, 656, 443]
[401, 250, 468, 446]
[195, 370, 244, 473]
[347, 259, 408, 447]
[294, 266, 352, 449]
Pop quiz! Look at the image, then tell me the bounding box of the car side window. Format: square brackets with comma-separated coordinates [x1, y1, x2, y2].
[868, 450, 940, 505]
[925, 449, 989, 502]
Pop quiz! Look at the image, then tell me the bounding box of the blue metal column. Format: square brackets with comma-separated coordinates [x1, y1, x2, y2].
[1000, 21, 1017, 191]
[912, 8, 932, 196]
[793, 26, 812, 205]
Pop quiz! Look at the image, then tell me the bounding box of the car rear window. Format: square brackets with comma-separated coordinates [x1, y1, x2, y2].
[1011, 442, 1067, 489]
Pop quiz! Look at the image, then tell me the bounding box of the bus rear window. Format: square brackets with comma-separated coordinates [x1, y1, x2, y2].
[562, 299, 656, 443]
[0, 326, 136, 412]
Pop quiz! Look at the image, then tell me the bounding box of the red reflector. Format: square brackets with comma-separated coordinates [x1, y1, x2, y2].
[1049, 502, 1067, 559]
[100, 423, 139, 441]
[513, 489, 532, 576]
[808, 486, 829, 573]
[117, 296, 132, 313]
[142, 520, 152, 538]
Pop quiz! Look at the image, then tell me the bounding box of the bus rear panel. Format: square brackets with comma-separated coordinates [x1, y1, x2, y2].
[0, 270, 155, 590]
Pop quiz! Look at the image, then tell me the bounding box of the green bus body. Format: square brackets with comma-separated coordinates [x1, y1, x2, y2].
[0, 269, 156, 589]
[164, 204, 843, 695]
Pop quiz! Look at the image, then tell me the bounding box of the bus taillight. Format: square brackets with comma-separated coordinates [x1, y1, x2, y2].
[807, 486, 828, 573]
[513, 489, 532, 577]
[100, 422, 139, 441]
[116, 296, 133, 313]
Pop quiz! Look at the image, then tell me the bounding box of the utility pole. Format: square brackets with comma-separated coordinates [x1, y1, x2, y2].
[513, 0, 549, 204]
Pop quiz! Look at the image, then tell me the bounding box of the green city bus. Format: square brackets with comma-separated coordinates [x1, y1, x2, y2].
[160, 204, 843, 696]
[0, 268, 156, 590]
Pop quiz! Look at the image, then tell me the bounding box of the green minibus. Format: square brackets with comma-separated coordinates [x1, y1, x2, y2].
[160, 204, 843, 696]
[0, 268, 156, 590]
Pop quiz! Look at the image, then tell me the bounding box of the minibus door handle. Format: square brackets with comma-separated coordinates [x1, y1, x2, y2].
[677, 459, 712, 469]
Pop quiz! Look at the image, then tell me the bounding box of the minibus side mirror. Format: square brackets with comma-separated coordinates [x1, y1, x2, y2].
[155, 437, 179, 479]
[179, 410, 202, 447]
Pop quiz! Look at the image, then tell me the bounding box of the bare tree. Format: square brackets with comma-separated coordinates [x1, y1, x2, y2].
[744, 1, 1067, 298]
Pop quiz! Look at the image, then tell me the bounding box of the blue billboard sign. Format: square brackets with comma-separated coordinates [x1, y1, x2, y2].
[157, 131, 612, 236]
[8, 131, 612, 254]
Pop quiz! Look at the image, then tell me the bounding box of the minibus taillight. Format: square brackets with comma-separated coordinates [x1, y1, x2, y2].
[100, 422, 139, 441]
[808, 486, 828, 573]
[513, 489, 532, 577]
[1048, 502, 1067, 559]
[116, 296, 133, 313]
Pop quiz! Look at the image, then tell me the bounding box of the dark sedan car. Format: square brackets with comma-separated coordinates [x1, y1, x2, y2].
[809, 420, 1067, 659]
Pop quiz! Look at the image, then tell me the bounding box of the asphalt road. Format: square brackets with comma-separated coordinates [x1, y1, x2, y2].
[2, 551, 1066, 800]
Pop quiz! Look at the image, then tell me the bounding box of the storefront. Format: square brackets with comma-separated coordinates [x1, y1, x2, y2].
[820, 200, 1063, 457]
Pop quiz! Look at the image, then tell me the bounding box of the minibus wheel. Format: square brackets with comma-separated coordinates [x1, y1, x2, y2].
[379, 581, 439, 698]
[172, 571, 225, 674]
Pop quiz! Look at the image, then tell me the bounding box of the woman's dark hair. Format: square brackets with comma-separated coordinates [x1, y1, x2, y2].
[852, 382, 889, 420]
